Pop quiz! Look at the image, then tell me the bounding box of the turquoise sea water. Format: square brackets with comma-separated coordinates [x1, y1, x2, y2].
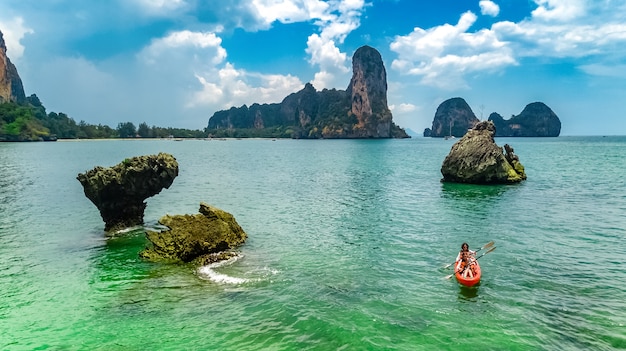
[0, 137, 625, 350]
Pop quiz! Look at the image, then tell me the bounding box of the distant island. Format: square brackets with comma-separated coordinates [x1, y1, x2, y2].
[424, 97, 561, 138]
[206, 45, 409, 139]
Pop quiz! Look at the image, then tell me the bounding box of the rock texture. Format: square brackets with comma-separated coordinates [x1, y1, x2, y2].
[488, 102, 561, 137]
[77, 153, 179, 232]
[139, 202, 247, 263]
[424, 97, 479, 138]
[0, 30, 26, 104]
[207, 45, 408, 139]
[345, 45, 393, 137]
[441, 121, 526, 184]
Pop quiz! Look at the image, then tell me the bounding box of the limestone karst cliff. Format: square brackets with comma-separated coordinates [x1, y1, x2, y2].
[424, 97, 479, 138]
[0, 30, 26, 104]
[206, 45, 408, 139]
[488, 102, 561, 137]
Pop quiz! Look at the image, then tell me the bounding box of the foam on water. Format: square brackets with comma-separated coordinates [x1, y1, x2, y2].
[197, 254, 251, 285]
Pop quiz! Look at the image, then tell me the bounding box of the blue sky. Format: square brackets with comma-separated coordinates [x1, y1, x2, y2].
[1, 0, 626, 135]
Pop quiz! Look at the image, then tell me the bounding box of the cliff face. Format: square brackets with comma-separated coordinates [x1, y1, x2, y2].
[346, 46, 393, 137]
[0, 30, 26, 104]
[207, 45, 408, 139]
[425, 97, 479, 138]
[488, 102, 561, 137]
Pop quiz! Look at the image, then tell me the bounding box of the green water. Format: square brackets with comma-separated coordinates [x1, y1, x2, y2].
[1, 137, 624, 350]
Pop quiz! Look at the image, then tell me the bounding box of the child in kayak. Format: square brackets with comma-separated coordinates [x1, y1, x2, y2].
[455, 242, 476, 278]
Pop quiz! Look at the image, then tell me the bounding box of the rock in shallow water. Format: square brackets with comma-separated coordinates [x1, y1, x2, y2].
[440, 121, 526, 184]
[76, 153, 178, 232]
[139, 202, 247, 263]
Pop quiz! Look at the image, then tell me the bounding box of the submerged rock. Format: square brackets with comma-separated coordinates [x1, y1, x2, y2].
[77, 153, 179, 232]
[139, 202, 247, 263]
[440, 121, 526, 184]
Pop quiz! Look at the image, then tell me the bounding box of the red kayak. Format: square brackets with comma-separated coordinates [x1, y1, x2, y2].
[454, 260, 481, 287]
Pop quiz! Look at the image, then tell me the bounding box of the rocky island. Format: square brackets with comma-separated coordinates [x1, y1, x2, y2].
[489, 102, 561, 137]
[441, 120, 526, 184]
[425, 97, 561, 138]
[206, 45, 409, 139]
[423, 97, 479, 138]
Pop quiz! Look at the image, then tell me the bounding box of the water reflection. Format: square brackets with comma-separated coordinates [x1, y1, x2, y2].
[440, 182, 511, 199]
[458, 285, 479, 301]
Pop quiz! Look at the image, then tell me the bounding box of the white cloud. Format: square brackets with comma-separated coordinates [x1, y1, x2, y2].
[247, 0, 366, 90]
[250, 0, 329, 26]
[389, 1, 626, 88]
[0, 17, 33, 60]
[389, 103, 417, 114]
[390, 11, 516, 89]
[531, 0, 586, 22]
[479, 1, 500, 17]
[190, 63, 304, 109]
[493, 17, 626, 58]
[139, 30, 227, 65]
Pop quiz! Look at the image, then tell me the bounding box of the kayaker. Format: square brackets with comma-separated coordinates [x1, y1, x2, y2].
[455, 242, 476, 278]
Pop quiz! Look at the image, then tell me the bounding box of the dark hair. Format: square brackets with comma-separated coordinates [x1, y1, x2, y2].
[461, 242, 469, 250]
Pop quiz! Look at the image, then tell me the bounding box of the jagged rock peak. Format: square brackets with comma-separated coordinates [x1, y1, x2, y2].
[0, 30, 26, 104]
[347, 45, 393, 137]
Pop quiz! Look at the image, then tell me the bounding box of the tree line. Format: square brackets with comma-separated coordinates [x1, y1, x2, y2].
[0, 94, 206, 141]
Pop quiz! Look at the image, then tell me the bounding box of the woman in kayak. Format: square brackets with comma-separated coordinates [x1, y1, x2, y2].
[455, 242, 476, 278]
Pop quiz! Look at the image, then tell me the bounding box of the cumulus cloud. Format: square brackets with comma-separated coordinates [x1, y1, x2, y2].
[531, 0, 586, 22]
[0, 17, 33, 60]
[390, 11, 516, 89]
[479, 1, 500, 17]
[389, 103, 417, 114]
[190, 63, 303, 109]
[139, 30, 227, 65]
[390, 1, 626, 88]
[494, 0, 626, 59]
[246, 0, 366, 90]
[250, 0, 329, 26]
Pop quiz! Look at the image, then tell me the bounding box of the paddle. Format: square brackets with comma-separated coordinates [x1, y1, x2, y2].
[445, 246, 496, 280]
[443, 241, 495, 269]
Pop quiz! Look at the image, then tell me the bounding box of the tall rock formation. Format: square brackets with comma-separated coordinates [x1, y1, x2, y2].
[488, 102, 561, 137]
[77, 153, 179, 233]
[0, 30, 26, 104]
[346, 45, 393, 137]
[207, 45, 408, 139]
[424, 97, 479, 138]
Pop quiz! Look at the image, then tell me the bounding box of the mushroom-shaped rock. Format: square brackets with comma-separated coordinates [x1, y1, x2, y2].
[440, 121, 526, 184]
[77, 153, 178, 232]
[139, 202, 247, 263]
